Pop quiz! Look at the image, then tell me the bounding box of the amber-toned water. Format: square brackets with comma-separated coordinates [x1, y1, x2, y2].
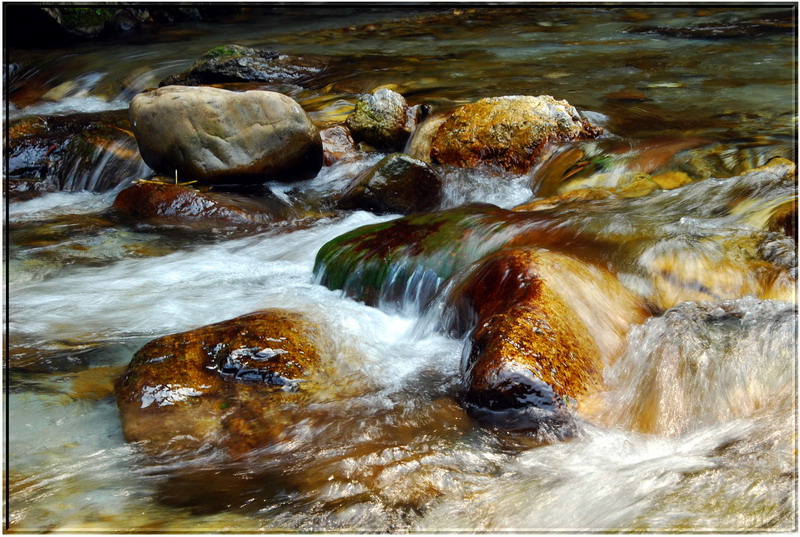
[6, 6, 797, 532]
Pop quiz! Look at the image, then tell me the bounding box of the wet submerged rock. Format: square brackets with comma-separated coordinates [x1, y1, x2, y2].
[160, 44, 327, 87]
[337, 153, 442, 215]
[112, 179, 296, 227]
[115, 309, 328, 453]
[345, 88, 417, 151]
[633, 9, 795, 40]
[7, 110, 148, 195]
[430, 95, 601, 174]
[130, 86, 323, 185]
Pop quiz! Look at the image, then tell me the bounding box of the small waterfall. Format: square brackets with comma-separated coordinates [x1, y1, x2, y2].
[59, 136, 152, 192]
[592, 297, 797, 436]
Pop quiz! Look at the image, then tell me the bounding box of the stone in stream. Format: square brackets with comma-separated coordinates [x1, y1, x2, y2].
[112, 179, 296, 227]
[429, 95, 602, 174]
[129, 86, 323, 185]
[115, 309, 329, 454]
[319, 125, 358, 166]
[345, 88, 417, 151]
[445, 248, 646, 437]
[160, 44, 328, 87]
[6, 110, 146, 196]
[336, 153, 443, 215]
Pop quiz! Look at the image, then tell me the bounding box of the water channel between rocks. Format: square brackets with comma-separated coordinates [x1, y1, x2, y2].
[5, 6, 798, 533]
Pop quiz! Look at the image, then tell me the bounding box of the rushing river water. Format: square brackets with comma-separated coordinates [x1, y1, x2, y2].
[5, 6, 798, 533]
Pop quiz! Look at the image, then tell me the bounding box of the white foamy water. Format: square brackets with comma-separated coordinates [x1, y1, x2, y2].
[9, 210, 395, 343]
[8, 189, 122, 223]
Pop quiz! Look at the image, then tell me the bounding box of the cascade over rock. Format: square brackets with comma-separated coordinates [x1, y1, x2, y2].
[115, 309, 329, 454]
[7, 110, 147, 195]
[430, 95, 601, 173]
[313, 205, 601, 309]
[129, 86, 323, 185]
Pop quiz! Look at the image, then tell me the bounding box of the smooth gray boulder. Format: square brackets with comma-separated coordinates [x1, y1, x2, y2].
[129, 86, 323, 184]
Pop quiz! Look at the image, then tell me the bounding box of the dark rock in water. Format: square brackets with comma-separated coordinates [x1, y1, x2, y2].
[112, 179, 296, 226]
[6, 110, 148, 195]
[345, 88, 417, 151]
[129, 86, 323, 185]
[160, 44, 327, 87]
[115, 309, 327, 454]
[767, 199, 797, 241]
[337, 153, 442, 215]
[40, 6, 117, 39]
[430, 95, 601, 174]
[320, 125, 358, 166]
[633, 10, 795, 39]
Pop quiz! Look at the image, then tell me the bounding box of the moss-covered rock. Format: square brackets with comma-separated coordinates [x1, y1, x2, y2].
[160, 44, 327, 87]
[337, 153, 442, 215]
[314, 206, 523, 307]
[115, 309, 328, 453]
[430, 95, 601, 174]
[42, 7, 116, 38]
[345, 88, 415, 151]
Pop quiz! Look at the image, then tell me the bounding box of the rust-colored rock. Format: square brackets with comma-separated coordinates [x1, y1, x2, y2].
[447, 248, 646, 436]
[115, 309, 327, 453]
[430, 95, 601, 174]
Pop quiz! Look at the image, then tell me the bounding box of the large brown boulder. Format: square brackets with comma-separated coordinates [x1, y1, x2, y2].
[129, 86, 323, 185]
[430, 95, 601, 174]
[115, 309, 328, 453]
[336, 153, 442, 215]
[446, 248, 646, 436]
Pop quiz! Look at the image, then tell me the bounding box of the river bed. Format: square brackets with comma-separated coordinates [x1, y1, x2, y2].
[5, 6, 797, 532]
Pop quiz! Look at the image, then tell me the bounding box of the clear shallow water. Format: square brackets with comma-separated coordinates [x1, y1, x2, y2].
[5, 6, 797, 533]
